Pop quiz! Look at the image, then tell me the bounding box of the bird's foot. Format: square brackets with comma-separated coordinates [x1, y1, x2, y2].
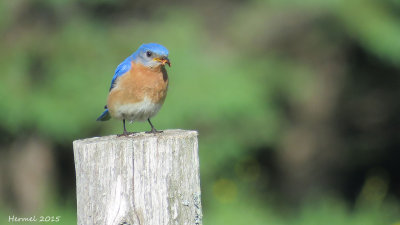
[146, 128, 162, 134]
[117, 131, 137, 137]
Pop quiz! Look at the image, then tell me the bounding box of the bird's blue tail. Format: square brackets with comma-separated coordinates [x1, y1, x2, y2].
[96, 109, 111, 121]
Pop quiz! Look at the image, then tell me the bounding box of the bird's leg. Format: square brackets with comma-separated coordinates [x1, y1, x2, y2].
[118, 119, 135, 136]
[123, 119, 128, 135]
[146, 119, 162, 133]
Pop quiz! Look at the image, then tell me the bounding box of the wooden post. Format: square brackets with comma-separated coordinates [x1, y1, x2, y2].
[73, 129, 202, 225]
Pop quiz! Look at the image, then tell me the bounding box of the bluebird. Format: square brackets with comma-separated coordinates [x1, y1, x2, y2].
[96, 43, 171, 135]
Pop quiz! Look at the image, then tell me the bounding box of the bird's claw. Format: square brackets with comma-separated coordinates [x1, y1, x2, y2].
[117, 131, 136, 137]
[146, 128, 162, 134]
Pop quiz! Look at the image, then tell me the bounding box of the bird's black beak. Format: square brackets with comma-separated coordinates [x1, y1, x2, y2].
[155, 57, 171, 67]
[165, 58, 171, 67]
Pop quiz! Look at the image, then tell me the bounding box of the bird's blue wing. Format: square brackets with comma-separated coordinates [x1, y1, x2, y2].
[109, 57, 132, 91]
[97, 55, 134, 121]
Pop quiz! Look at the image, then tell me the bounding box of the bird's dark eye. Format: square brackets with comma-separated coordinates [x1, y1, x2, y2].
[146, 51, 152, 57]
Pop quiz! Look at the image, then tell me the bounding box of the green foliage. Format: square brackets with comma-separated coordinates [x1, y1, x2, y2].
[204, 195, 400, 225]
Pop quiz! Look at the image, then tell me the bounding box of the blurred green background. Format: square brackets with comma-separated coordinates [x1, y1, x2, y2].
[1, 0, 400, 224]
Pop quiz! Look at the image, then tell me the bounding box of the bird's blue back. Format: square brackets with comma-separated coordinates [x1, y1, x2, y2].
[109, 54, 135, 91]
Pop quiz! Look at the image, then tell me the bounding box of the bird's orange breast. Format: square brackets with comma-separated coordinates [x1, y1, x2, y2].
[107, 61, 169, 116]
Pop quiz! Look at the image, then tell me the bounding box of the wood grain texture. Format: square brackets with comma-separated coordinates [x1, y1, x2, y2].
[73, 129, 202, 225]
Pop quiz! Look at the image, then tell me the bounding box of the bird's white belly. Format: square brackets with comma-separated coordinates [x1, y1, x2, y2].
[114, 97, 162, 122]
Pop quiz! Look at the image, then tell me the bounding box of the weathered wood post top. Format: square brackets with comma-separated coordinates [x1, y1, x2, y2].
[73, 129, 202, 225]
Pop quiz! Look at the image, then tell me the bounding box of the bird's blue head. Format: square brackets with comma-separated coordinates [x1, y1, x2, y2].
[133, 43, 170, 68]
